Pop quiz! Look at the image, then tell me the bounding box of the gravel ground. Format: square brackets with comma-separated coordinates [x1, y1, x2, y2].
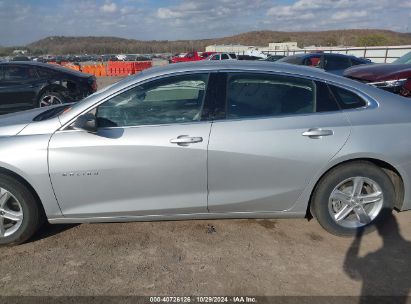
[1, 213, 411, 296]
[1, 76, 411, 298]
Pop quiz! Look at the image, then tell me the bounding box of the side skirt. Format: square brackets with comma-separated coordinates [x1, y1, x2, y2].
[48, 211, 306, 224]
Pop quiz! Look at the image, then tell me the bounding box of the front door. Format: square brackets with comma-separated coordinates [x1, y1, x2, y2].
[49, 73, 211, 218]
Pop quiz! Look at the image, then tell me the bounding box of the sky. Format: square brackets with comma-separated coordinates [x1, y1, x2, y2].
[0, 0, 411, 46]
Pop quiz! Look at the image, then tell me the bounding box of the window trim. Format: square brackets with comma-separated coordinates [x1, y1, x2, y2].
[60, 71, 212, 131]
[59, 69, 378, 131]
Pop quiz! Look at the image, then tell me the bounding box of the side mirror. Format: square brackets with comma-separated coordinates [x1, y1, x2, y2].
[72, 113, 97, 133]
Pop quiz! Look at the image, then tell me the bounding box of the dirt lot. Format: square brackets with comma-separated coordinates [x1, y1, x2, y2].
[1, 213, 411, 297]
[1, 76, 411, 298]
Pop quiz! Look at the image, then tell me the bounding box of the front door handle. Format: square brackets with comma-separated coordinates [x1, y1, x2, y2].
[302, 128, 334, 139]
[170, 135, 203, 146]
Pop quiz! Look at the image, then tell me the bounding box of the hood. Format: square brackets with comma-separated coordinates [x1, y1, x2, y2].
[0, 107, 57, 136]
[344, 64, 411, 82]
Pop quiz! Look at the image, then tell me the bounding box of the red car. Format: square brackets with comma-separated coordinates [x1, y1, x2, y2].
[344, 51, 411, 97]
[169, 51, 215, 64]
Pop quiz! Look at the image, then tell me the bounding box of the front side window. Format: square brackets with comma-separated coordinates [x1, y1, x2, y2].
[227, 73, 316, 119]
[221, 54, 229, 60]
[4, 65, 38, 81]
[211, 54, 220, 61]
[96, 73, 209, 127]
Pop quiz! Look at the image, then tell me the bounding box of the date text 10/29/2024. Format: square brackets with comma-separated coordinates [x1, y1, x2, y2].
[150, 296, 257, 303]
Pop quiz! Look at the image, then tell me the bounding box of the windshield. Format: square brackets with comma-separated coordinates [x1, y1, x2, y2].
[393, 51, 411, 64]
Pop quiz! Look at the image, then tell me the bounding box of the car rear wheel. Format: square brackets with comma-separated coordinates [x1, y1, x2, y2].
[0, 174, 44, 246]
[312, 161, 395, 236]
[38, 92, 64, 107]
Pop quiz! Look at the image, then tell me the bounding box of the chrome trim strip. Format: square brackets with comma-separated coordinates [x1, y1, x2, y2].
[48, 211, 306, 224]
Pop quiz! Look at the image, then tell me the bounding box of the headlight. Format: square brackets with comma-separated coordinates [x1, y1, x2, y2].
[368, 79, 408, 88]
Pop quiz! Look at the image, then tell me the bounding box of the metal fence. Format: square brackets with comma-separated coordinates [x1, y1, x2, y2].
[263, 45, 411, 63]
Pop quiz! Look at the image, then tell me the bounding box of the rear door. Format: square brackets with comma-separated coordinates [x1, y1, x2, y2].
[207, 72, 351, 212]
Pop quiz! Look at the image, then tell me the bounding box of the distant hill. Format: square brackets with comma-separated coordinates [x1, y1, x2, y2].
[24, 29, 411, 55]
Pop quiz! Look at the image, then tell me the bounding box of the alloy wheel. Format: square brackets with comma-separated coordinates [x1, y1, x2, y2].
[0, 187, 24, 237]
[328, 176, 384, 228]
[39, 94, 63, 107]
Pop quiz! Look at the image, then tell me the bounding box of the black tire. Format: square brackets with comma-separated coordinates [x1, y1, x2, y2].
[38, 91, 64, 108]
[312, 161, 395, 236]
[0, 174, 44, 246]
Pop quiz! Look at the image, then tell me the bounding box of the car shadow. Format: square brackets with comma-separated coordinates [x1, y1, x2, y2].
[29, 223, 80, 243]
[343, 209, 411, 303]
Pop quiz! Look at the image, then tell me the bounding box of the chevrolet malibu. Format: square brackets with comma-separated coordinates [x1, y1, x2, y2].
[0, 61, 410, 245]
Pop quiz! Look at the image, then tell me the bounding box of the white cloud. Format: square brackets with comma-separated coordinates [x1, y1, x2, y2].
[0, 0, 410, 46]
[332, 10, 368, 20]
[100, 2, 117, 13]
[156, 8, 183, 19]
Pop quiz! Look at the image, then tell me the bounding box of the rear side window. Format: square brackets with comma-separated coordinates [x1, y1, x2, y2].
[4, 66, 38, 81]
[0, 67, 3, 81]
[315, 81, 340, 112]
[221, 54, 229, 60]
[229, 53, 237, 59]
[304, 56, 321, 67]
[330, 85, 366, 109]
[37, 67, 58, 78]
[211, 54, 220, 61]
[227, 73, 315, 119]
[278, 56, 303, 65]
[323, 55, 352, 70]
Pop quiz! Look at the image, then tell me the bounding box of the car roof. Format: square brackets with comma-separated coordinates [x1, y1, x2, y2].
[0, 61, 92, 78]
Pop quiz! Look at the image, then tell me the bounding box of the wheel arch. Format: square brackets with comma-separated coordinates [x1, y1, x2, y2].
[37, 84, 67, 102]
[0, 167, 46, 218]
[307, 158, 405, 218]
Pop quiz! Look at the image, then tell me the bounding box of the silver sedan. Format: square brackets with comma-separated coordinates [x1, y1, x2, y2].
[0, 61, 410, 245]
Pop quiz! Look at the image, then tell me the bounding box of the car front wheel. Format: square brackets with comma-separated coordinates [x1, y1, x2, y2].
[312, 161, 395, 236]
[0, 174, 43, 246]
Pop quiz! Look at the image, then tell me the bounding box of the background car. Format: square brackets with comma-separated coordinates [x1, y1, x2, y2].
[0, 62, 97, 114]
[277, 53, 372, 75]
[169, 51, 215, 63]
[344, 51, 411, 97]
[263, 55, 285, 62]
[0, 61, 410, 245]
[207, 53, 237, 61]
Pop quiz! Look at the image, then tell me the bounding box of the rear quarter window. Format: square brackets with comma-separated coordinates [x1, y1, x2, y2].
[330, 85, 366, 109]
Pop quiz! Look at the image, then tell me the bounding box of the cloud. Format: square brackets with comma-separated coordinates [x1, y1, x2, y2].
[100, 2, 117, 13]
[0, 0, 410, 46]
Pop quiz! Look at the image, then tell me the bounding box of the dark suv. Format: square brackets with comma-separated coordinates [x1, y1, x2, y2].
[0, 62, 97, 114]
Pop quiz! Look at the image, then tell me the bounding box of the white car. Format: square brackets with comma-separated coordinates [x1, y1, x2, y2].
[207, 53, 237, 61]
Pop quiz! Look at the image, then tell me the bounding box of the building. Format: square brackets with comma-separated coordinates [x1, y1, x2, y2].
[205, 42, 300, 54]
[267, 42, 298, 50]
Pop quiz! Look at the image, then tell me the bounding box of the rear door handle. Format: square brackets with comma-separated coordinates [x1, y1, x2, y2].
[170, 135, 203, 146]
[302, 128, 334, 139]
